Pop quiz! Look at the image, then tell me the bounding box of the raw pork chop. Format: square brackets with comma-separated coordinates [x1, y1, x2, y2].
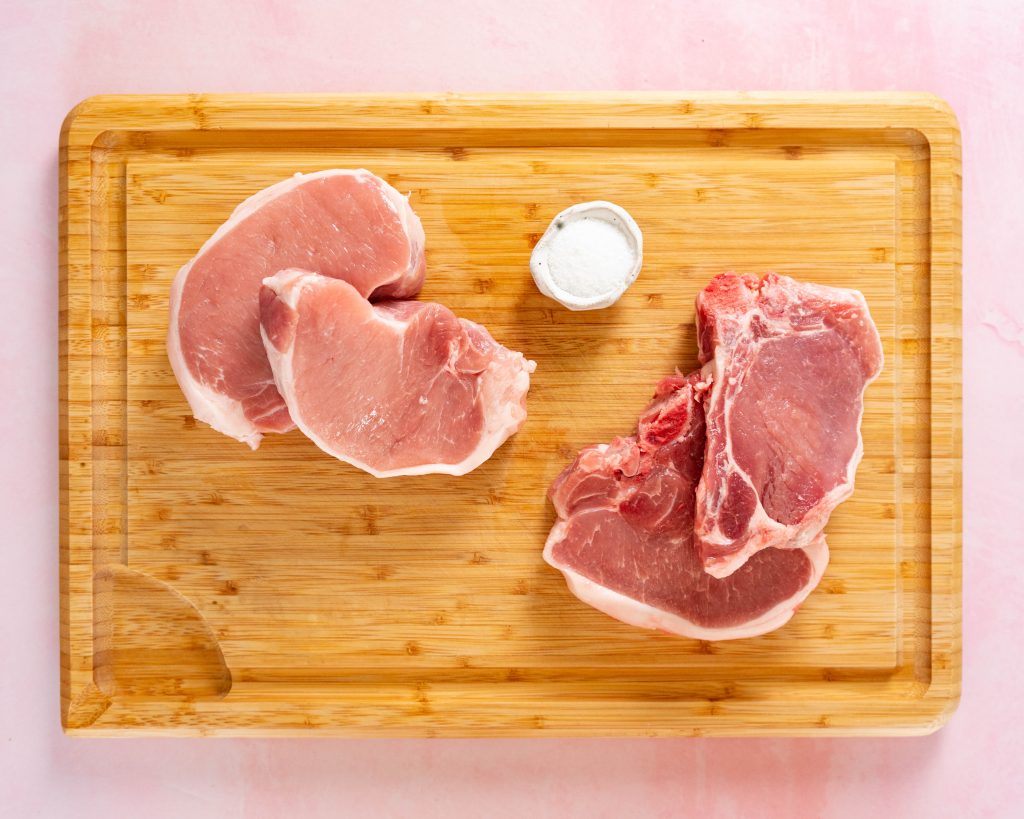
[544, 373, 828, 640]
[260, 270, 536, 477]
[694, 273, 883, 578]
[168, 169, 426, 449]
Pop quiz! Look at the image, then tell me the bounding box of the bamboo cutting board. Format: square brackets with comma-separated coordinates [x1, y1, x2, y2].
[60, 93, 961, 736]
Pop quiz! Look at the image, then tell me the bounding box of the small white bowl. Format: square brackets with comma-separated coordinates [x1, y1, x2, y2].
[529, 201, 643, 311]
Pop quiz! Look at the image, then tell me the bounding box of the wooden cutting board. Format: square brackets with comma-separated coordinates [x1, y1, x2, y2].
[60, 93, 961, 736]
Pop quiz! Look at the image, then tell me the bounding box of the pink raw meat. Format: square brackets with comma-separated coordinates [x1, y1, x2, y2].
[695, 273, 883, 578]
[544, 373, 828, 640]
[167, 169, 425, 449]
[260, 270, 536, 477]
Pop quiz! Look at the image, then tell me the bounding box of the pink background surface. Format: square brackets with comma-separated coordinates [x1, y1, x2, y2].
[1, 0, 1019, 816]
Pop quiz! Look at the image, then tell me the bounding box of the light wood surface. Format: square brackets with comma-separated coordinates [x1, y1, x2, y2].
[59, 93, 961, 736]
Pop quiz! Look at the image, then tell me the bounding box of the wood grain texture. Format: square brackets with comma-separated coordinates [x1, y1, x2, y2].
[59, 93, 961, 736]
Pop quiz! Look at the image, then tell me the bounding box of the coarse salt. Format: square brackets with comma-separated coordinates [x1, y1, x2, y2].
[529, 201, 643, 311]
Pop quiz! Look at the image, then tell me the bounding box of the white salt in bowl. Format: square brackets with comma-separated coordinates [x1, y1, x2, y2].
[529, 201, 643, 311]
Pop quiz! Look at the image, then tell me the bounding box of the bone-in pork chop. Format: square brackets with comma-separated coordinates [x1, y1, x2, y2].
[694, 273, 883, 578]
[544, 373, 828, 640]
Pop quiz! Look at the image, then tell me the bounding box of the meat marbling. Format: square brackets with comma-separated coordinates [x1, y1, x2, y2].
[544, 372, 828, 640]
[168, 169, 425, 449]
[694, 273, 883, 578]
[260, 269, 536, 478]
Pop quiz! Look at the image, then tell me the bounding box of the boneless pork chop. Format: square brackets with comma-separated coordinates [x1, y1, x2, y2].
[260, 270, 536, 477]
[168, 170, 425, 449]
[694, 273, 883, 578]
[544, 373, 828, 640]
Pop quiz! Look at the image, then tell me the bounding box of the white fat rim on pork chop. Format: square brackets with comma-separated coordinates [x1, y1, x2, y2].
[261, 269, 536, 478]
[167, 169, 424, 449]
[167, 267, 263, 447]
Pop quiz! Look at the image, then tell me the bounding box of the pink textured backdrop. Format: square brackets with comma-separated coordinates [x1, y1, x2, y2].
[1, 0, 1018, 816]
